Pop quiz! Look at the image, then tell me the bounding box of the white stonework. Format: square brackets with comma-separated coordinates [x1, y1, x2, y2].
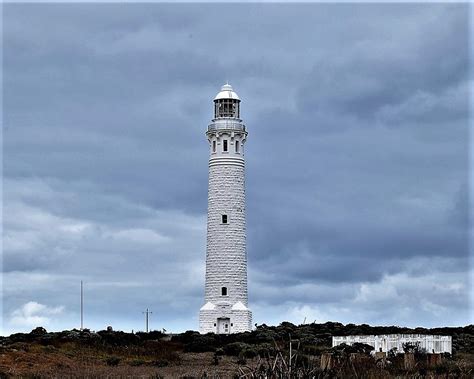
[199, 84, 252, 334]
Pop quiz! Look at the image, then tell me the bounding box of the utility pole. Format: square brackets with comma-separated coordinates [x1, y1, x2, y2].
[143, 308, 152, 332]
[80, 280, 84, 330]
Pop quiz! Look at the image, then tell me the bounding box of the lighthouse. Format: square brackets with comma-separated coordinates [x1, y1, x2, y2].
[199, 84, 252, 334]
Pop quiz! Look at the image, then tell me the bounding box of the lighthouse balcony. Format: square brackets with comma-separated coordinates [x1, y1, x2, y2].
[208, 119, 246, 133]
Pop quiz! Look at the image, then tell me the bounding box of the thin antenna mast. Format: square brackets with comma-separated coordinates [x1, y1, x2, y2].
[142, 308, 152, 333]
[80, 280, 84, 330]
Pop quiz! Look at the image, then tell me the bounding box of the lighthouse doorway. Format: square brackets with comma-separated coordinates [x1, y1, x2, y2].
[217, 318, 230, 334]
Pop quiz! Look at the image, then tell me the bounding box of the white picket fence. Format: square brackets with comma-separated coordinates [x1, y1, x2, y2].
[332, 334, 452, 354]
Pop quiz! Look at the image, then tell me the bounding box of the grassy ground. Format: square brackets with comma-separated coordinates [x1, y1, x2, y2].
[0, 348, 242, 377]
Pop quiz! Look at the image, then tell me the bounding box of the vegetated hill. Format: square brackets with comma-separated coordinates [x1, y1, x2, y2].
[0, 322, 473, 378]
[173, 322, 474, 354]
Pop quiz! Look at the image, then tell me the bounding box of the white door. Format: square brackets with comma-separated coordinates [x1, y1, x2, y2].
[217, 318, 230, 334]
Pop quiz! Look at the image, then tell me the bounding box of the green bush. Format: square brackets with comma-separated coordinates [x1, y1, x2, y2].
[223, 342, 251, 356]
[171, 330, 200, 344]
[253, 329, 279, 343]
[241, 347, 258, 358]
[256, 343, 275, 357]
[184, 335, 218, 353]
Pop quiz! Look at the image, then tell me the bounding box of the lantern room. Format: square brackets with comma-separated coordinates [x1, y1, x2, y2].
[214, 83, 240, 119]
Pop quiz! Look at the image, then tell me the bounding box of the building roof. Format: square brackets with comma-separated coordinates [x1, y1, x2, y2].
[200, 302, 216, 311]
[231, 301, 249, 311]
[214, 83, 240, 101]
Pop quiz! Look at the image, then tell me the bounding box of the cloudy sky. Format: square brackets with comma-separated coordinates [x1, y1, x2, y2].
[2, 3, 472, 335]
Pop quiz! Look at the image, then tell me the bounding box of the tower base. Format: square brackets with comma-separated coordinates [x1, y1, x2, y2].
[199, 301, 252, 334]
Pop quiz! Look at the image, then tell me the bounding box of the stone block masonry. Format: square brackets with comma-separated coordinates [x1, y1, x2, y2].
[199, 84, 252, 334]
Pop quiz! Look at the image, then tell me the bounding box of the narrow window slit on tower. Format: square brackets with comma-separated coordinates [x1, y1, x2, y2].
[221, 287, 227, 296]
[222, 214, 228, 224]
[235, 141, 240, 153]
[223, 139, 228, 152]
[213, 140, 216, 152]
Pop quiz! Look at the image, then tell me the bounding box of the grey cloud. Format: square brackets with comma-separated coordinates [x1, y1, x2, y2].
[2, 3, 470, 333]
[295, 5, 468, 120]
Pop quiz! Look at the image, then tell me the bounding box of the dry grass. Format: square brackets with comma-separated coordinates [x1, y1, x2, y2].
[0, 343, 244, 378]
[1, 343, 473, 378]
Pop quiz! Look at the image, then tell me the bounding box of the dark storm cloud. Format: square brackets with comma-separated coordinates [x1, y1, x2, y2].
[2, 3, 471, 333]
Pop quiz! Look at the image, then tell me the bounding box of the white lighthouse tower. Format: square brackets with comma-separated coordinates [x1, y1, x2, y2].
[199, 84, 252, 334]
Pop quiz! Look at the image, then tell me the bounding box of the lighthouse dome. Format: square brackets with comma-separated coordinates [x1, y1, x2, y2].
[214, 83, 240, 101]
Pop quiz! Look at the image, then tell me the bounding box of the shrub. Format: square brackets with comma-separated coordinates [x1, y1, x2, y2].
[30, 327, 47, 336]
[402, 342, 420, 353]
[130, 359, 145, 366]
[171, 330, 200, 344]
[331, 342, 374, 355]
[214, 348, 224, 356]
[184, 335, 218, 353]
[136, 330, 165, 341]
[241, 347, 258, 358]
[302, 344, 326, 356]
[434, 360, 460, 375]
[256, 343, 275, 357]
[97, 330, 140, 346]
[223, 342, 251, 356]
[351, 342, 374, 355]
[151, 359, 169, 367]
[212, 352, 220, 366]
[387, 347, 398, 359]
[105, 356, 121, 366]
[253, 329, 279, 343]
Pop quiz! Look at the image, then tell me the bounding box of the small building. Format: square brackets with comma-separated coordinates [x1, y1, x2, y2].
[332, 334, 452, 354]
